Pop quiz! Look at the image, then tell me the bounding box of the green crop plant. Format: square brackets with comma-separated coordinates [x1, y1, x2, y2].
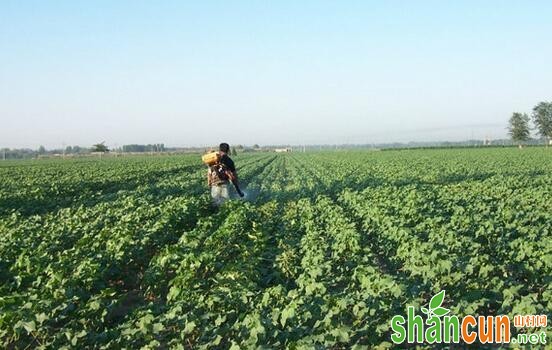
[0, 149, 551, 348]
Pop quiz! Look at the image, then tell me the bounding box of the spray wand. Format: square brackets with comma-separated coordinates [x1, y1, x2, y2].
[226, 171, 244, 197]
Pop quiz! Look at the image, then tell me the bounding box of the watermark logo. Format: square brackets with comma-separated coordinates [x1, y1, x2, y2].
[390, 290, 548, 346]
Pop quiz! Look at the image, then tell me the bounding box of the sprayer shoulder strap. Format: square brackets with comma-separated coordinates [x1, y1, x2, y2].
[219, 154, 236, 172]
[209, 163, 229, 182]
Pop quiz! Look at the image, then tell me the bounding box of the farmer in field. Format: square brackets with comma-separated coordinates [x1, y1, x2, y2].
[206, 143, 244, 205]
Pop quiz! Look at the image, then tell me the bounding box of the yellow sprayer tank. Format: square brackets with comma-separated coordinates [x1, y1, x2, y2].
[202, 151, 220, 166]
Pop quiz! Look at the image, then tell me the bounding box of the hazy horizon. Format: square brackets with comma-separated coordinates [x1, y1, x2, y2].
[2, 1, 551, 149]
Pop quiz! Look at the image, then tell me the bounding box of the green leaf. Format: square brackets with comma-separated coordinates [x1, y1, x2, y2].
[280, 306, 295, 327]
[89, 301, 101, 311]
[213, 335, 223, 346]
[183, 321, 196, 334]
[71, 336, 78, 346]
[214, 314, 226, 326]
[35, 312, 48, 324]
[152, 322, 165, 334]
[432, 307, 450, 317]
[429, 290, 446, 310]
[22, 321, 36, 333]
[331, 327, 350, 342]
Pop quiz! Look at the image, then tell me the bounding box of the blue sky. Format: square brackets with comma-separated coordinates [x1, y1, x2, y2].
[1, 1, 551, 148]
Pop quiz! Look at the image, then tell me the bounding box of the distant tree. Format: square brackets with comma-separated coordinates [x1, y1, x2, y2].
[236, 144, 244, 150]
[92, 142, 109, 153]
[65, 145, 73, 154]
[231, 147, 237, 156]
[38, 145, 46, 154]
[508, 112, 530, 147]
[253, 144, 260, 149]
[532, 101, 552, 145]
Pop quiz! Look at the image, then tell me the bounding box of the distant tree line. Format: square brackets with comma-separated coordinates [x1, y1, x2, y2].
[508, 101, 552, 146]
[63, 145, 88, 154]
[0, 145, 91, 160]
[121, 144, 165, 153]
[0, 148, 41, 160]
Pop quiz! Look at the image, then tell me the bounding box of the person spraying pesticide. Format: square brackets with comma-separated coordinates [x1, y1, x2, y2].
[202, 143, 244, 205]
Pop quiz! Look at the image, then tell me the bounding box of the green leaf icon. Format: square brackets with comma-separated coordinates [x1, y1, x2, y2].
[420, 307, 429, 315]
[429, 290, 446, 310]
[432, 307, 450, 317]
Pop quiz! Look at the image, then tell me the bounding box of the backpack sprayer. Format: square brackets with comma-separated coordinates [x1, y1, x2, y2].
[201, 151, 220, 166]
[202, 151, 244, 197]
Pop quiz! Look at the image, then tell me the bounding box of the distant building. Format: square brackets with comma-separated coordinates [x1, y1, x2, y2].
[275, 148, 292, 153]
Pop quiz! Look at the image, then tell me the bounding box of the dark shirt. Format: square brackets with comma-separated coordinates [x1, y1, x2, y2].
[220, 153, 236, 173]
